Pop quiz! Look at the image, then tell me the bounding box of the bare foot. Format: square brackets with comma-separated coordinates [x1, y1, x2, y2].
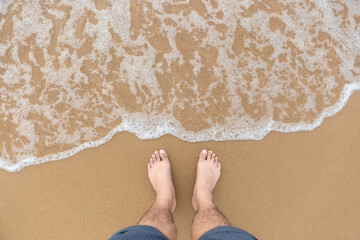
[192, 149, 221, 211]
[148, 149, 176, 213]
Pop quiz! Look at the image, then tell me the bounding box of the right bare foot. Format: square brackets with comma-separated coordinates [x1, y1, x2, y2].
[192, 149, 221, 211]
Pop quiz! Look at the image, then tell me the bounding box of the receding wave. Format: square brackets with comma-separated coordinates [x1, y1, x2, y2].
[0, 0, 359, 171]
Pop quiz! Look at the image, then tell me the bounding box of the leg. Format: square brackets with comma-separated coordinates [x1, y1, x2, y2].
[138, 149, 177, 240]
[191, 150, 230, 240]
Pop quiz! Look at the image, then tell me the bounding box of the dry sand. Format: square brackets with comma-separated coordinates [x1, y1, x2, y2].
[0, 91, 359, 240]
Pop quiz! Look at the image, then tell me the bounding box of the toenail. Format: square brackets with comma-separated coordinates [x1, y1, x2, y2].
[160, 149, 165, 154]
[201, 149, 207, 154]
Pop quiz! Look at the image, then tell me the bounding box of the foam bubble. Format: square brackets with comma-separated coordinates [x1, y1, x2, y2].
[0, 0, 13, 15]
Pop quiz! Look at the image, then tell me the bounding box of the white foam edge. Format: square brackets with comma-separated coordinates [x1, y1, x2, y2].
[1, 81, 359, 172]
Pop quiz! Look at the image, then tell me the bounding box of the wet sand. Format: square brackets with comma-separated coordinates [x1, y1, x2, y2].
[2, 0, 359, 168]
[0, 91, 359, 240]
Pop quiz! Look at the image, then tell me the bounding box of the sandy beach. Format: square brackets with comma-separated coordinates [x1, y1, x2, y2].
[1, 1, 360, 239]
[0, 91, 359, 240]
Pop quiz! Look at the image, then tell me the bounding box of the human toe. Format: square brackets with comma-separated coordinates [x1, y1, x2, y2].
[159, 149, 168, 161]
[207, 150, 213, 160]
[199, 149, 207, 160]
[154, 150, 161, 161]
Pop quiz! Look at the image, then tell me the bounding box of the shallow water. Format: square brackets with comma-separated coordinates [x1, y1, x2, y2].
[0, 0, 359, 171]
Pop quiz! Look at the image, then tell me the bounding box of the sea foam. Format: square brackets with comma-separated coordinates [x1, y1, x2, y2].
[0, 0, 359, 171]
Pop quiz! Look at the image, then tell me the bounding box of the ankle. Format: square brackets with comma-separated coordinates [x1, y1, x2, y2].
[155, 196, 173, 211]
[197, 199, 216, 211]
[194, 191, 216, 211]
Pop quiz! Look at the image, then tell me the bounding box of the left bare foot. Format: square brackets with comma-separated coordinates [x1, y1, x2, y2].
[148, 149, 176, 212]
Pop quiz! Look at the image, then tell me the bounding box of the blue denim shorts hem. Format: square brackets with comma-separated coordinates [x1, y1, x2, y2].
[109, 225, 257, 240]
[109, 225, 169, 240]
[198, 226, 257, 240]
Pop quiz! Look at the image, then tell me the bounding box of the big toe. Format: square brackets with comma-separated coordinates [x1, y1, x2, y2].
[199, 149, 207, 161]
[159, 149, 168, 161]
